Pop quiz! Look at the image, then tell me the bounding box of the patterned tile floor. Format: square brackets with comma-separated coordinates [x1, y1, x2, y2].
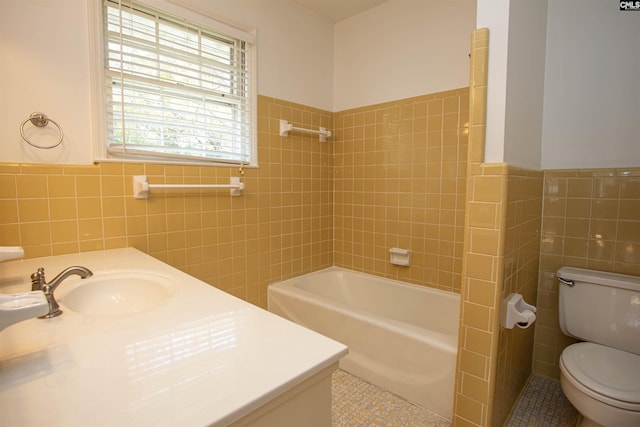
[331, 370, 450, 426]
[506, 375, 579, 427]
[331, 370, 579, 427]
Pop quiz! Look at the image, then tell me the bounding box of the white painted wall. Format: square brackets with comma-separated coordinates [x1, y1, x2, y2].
[479, 0, 640, 170]
[503, 0, 547, 170]
[476, 0, 510, 165]
[0, 0, 334, 164]
[174, 0, 335, 111]
[333, 0, 476, 112]
[541, 0, 640, 169]
[5, 1, 637, 169]
[0, 0, 93, 164]
[477, 0, 548, 170]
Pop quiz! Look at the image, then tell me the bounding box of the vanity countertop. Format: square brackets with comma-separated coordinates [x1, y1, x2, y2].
[0, 248, 347, 426]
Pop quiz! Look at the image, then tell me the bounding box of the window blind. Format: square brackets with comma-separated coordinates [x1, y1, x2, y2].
[103, 0, 253, 164]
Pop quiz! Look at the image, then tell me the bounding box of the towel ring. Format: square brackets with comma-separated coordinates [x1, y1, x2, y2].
[20, 112, 64, 149]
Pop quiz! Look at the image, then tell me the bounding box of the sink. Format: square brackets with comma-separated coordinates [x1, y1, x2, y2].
[59, 270, 181, 316]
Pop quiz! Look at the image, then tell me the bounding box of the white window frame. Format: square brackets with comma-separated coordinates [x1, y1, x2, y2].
[88, 0, 257, 166]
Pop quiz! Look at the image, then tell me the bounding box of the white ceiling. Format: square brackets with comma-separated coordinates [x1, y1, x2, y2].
[293, 0, 389, 22]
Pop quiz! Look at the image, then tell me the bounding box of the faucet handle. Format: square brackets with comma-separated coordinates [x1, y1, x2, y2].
[31, 267, 46, 291]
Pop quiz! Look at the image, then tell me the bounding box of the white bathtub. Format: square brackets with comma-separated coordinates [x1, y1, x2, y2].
[267, 266, 460, 420]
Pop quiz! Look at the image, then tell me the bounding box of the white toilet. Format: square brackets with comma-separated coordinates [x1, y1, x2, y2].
[557, 267, 640, 427]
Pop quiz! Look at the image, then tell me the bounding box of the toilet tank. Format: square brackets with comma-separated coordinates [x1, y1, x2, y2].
[557, 267, 640, 355]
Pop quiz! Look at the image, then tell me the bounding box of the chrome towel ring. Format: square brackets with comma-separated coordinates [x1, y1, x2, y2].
[20, 112, 64, 149]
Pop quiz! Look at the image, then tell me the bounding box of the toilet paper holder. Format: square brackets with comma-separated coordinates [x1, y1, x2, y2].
[501, 293, 537, 329]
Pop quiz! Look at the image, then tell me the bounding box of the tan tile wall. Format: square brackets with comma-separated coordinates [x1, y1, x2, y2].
[333, 88, 469, 292]
[455, 163, 510, 427]
[533, 168, 640, 379]
[454, 27, 546, 427]
[454, 27, 499, 427]
[0, 95, 334, 308]
[493, 168, 543, 426]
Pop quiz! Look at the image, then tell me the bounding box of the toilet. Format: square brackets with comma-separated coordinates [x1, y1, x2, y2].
[557, 267, 640, 427]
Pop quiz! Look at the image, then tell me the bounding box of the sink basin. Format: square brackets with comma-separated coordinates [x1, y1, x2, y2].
[59, 270, 181, 316]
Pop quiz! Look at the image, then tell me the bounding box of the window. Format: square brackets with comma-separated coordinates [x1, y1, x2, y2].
[101, 0, 255, 165]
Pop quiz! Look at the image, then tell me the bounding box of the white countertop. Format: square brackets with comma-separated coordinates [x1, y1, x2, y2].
[0, 248, 347, 426]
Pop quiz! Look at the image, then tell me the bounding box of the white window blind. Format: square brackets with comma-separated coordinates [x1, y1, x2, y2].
[103, 0, 254, 164]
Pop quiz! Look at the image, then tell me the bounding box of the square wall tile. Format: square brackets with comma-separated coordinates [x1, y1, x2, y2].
[534, 167, 640, 381]
[0, 95, 335, 309]
[333, 88, 469, 293]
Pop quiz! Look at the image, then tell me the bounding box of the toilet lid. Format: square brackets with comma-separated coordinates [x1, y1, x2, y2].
[561, 342, 640, 404]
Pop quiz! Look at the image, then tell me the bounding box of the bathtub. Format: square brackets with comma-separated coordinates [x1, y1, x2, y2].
[267, 266, 460, 420]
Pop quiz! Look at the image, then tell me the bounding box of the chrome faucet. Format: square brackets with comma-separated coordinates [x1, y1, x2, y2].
[31, 266, 93, 318]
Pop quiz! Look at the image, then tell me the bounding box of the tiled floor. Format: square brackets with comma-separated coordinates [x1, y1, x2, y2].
[331, 369, 450, 426]
[331, 370, 579, 427]
[506, 375, 579, 427]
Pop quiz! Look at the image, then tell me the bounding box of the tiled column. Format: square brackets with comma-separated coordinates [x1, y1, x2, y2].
[453, 27, 544, 427]
[453, 27, 501, 427]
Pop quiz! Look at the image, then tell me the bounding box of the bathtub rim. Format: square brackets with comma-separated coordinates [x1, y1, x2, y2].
[268, 266, 460, 353]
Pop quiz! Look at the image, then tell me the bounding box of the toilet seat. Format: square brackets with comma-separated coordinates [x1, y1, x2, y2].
[560, 342, 640, 411]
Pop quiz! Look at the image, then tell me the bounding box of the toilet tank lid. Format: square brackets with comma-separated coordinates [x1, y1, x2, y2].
[557, 267, 640, 292]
